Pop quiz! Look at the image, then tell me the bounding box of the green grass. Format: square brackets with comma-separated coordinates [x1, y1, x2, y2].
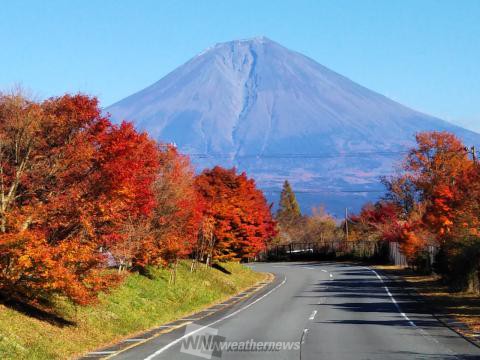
[0, 261, 266, 360]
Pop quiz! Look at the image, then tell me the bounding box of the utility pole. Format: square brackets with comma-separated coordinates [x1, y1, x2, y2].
[345, 207, 349, 242]
[465, 146, 477, 164]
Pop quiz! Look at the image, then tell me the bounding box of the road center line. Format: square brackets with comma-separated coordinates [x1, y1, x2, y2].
[308, 310, 317, 320]
[300, 328, 309, 344]
[142, 275, 287, 360]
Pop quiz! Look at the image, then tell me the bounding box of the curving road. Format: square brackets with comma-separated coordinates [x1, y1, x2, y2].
[110, 262, 480, 360]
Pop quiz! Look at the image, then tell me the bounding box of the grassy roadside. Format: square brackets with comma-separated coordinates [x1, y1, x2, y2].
[374, 265, 480, 338]
[0, 261, 266, 360]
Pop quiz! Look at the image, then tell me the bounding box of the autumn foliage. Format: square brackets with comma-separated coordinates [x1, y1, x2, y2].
[0, 92, 275, 305]
[134, 146, 204, 270]
[195, 167, 276, 261]
[356, 131, 480, 291]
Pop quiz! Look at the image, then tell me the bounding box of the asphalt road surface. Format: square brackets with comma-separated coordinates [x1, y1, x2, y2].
[112, 262, 480, 360]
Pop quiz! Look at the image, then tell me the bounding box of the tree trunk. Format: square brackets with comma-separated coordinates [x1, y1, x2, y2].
[466, 267, 480, 294]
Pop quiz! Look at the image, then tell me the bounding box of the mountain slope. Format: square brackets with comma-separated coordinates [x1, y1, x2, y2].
[106, 37, 480, 216]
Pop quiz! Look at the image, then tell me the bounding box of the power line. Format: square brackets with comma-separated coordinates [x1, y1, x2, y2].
[187, 150, 410, 159]
[262, 189, 386, 194]
[184, 147, 478, 160]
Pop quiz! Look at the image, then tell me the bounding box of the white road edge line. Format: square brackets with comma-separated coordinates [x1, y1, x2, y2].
[142, 276, 287, 360]
[321, 269, 328, 273]
[363, 267, 460, 356]
[309, 310, 317, 320]
[363, 267, 415, 327]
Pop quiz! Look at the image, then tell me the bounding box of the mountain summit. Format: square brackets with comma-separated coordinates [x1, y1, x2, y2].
[106, 37, 480, 215]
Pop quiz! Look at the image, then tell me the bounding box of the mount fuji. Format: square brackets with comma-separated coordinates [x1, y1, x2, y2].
[106, 37, 480, 216]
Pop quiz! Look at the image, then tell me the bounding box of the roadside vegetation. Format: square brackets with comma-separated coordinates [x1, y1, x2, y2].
[347, 131, 480, 293]
[273, 132, 480, 295]
[273, 180, 338, 246]
[0, 261, 264, 360]
[0, 91, 275, 357]
[268, 131, 480, 339]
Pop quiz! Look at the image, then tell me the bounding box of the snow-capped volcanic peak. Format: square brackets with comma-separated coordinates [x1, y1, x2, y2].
[106, 37, 480, 215]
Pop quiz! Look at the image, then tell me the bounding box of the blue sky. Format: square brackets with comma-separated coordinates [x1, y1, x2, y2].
[1, 0, 479, 132]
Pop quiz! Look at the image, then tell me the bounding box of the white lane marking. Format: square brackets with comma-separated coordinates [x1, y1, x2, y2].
[321, 269, 328, 273]
[365, 268, 416, 327]
[143, 276, 287, 360]
[301, 266, 316, 270]
[301, 328, 309, 344]
[363, 266, 458, 357]
[309, 310, 317, 320]
[272, 265, 290, 268]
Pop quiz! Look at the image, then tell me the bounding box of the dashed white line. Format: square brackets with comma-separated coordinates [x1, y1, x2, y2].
[301, 328, 309, 344]
[309, 310, 317, 320]
[321, 269, 328, 273]
[143, 276, 287, 360]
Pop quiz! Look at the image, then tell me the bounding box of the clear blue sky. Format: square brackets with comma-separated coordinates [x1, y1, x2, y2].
[1, 0, 479, 132]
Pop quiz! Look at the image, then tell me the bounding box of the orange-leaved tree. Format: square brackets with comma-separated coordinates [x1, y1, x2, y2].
[133, 145, 203, 277]
[383, 131, 480, 285]
[195, 166, 276, 261]
[0, 92, 159, 304]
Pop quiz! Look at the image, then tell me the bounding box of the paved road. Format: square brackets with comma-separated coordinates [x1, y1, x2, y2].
[113, 262, 480, 360]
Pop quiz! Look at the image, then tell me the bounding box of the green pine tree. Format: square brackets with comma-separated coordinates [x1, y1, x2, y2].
[276, 180, 302, 226]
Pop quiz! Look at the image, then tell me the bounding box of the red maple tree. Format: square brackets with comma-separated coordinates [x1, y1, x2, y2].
[195, 166, 276, 261]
